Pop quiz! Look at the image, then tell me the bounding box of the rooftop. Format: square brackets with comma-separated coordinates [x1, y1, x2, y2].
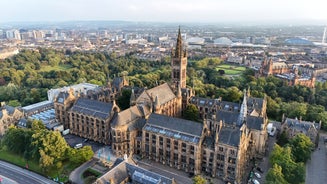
[70, 98, 113, 120]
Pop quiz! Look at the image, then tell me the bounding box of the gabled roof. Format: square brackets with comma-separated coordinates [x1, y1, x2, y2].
[147, 113, 203, 136]
[0, 105, 18, 119]
[218, 127, 241, 147]
[56, 92, 69, 104]
[284, 118, 319, 132]
[246, 116, 264, 130]
[111, 105, 150, 128]
[70, 98, 113, 120]
[138, 83, 176, 106]
[216, 111, 240, 125]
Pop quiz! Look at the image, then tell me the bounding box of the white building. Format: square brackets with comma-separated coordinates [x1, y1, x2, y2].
[47, 83, 99, 102]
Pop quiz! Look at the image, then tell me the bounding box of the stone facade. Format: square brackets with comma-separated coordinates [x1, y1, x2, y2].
[141, 114, 204, 175]
[68, 98, 119, 144]
[258, 58, 316, 88]
[191, 90, 268, 156]
[281, 117, 320, 143]
[52, 28, 269, 183]
[135, 83, 182, 117]
[0, 102, 23, 136]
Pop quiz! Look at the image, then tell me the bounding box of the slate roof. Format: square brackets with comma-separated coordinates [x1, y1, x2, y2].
[191, 96, 265, 115]
[246, 116, 264, 130]
[145, 83, 176, 105]
[127, 163, 174, 184]
[218, 127, 241, 147]
[97, 158, 174, 184]
[0, 105, 17, 119]
[70, 98, 113, 120]
[216, 111, 240, 126]
[247, 97, 264, 113]
[113, 77, 127, 90]
[111, 106, 143, 127]
[56, 92, 69, 104]
[285, 118, 319, 132]
[147, 113, 203, 136]
[97, 160, 129, 184]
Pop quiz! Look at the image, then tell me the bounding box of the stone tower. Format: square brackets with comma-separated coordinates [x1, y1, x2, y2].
[171, 27, 187, 89]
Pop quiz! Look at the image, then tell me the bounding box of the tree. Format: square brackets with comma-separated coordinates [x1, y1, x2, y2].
[193, 175, 206, 184]
[117, 89, 131, 110]
[183, 104, 200, 122]
[32, 130, 69, 171]
[265, 164, 288, 184]
[7, 100, 21, 107]
[289, 133, 314, 163]
[31, 120, 46, 131]
[269, 144, 305, 184]
[276, 131, 289, 146]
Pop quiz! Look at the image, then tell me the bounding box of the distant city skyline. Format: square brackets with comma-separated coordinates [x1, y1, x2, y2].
[1, 0, 326, 24]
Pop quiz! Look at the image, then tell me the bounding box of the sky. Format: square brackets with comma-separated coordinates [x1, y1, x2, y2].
[1, 0, 327, 24]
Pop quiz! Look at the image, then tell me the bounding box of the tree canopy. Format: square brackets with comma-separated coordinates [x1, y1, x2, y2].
[183, 104, 200, 122]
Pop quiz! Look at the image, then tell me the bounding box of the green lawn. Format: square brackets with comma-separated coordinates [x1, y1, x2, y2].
[0, 149, 43, 174]
[216, 64, 246, 75]
[0, 148, 79, 183]
[39, 64, 72, 72]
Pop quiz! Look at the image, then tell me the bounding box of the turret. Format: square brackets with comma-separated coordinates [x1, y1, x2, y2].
[130, 88, 136, 106]
[177, 84, 182, 98]
[154, 95, 160, 113]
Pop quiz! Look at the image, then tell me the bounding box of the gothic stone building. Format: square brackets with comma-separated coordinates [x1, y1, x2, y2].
[257, 58, 316, 88]
[191, 90, 268, 156]
[68, 98, 119, 144]
[0, 102, 23, 136]
[134, 83, 182, 117]
[141, 114, 204, 175]
[53, 28, 269, 183]
[281, 117, 320, 144]
[111, 105, 151, 156]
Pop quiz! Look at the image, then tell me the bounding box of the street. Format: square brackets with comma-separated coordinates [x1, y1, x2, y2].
[305, 133, 327, 184]
[0, 161, 56, 184]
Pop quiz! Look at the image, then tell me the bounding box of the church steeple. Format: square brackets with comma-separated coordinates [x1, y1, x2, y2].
[171, 27, 187, 89]
[175, 26, 183, 58]
[238, 89, 247, 126]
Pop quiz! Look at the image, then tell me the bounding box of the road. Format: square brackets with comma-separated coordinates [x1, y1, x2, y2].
[306, 133, 327, 184]
[0, 161, 56, 184]
[69, 158, 98, 184]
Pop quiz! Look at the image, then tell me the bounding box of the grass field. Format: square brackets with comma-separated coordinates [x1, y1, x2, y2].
[0, 148, 78, 182]
[0, 149, 42, 174]
[39, 64, 72, 72]
[216, 64, 246, 75]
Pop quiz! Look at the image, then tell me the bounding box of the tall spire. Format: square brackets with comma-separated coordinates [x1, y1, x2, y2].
[238, 89, 247, 126]
[175, 26, 183, 58]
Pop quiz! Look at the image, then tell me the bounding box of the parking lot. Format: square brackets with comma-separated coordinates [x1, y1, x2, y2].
[63, 134, 104, 153]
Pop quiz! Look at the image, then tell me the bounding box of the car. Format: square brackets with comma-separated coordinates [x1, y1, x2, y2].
[256, 167, 264, 173]
[254, 172, 261, 179]
[74, 143, 83, 149]
[252, 179, 260, 184]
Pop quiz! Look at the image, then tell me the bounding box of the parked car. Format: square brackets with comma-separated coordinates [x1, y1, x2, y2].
[74, 143, 83, 149]
[254, 172, 261, 179]
[256, 167, 264, 173]
[252, 179, 260, 184]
